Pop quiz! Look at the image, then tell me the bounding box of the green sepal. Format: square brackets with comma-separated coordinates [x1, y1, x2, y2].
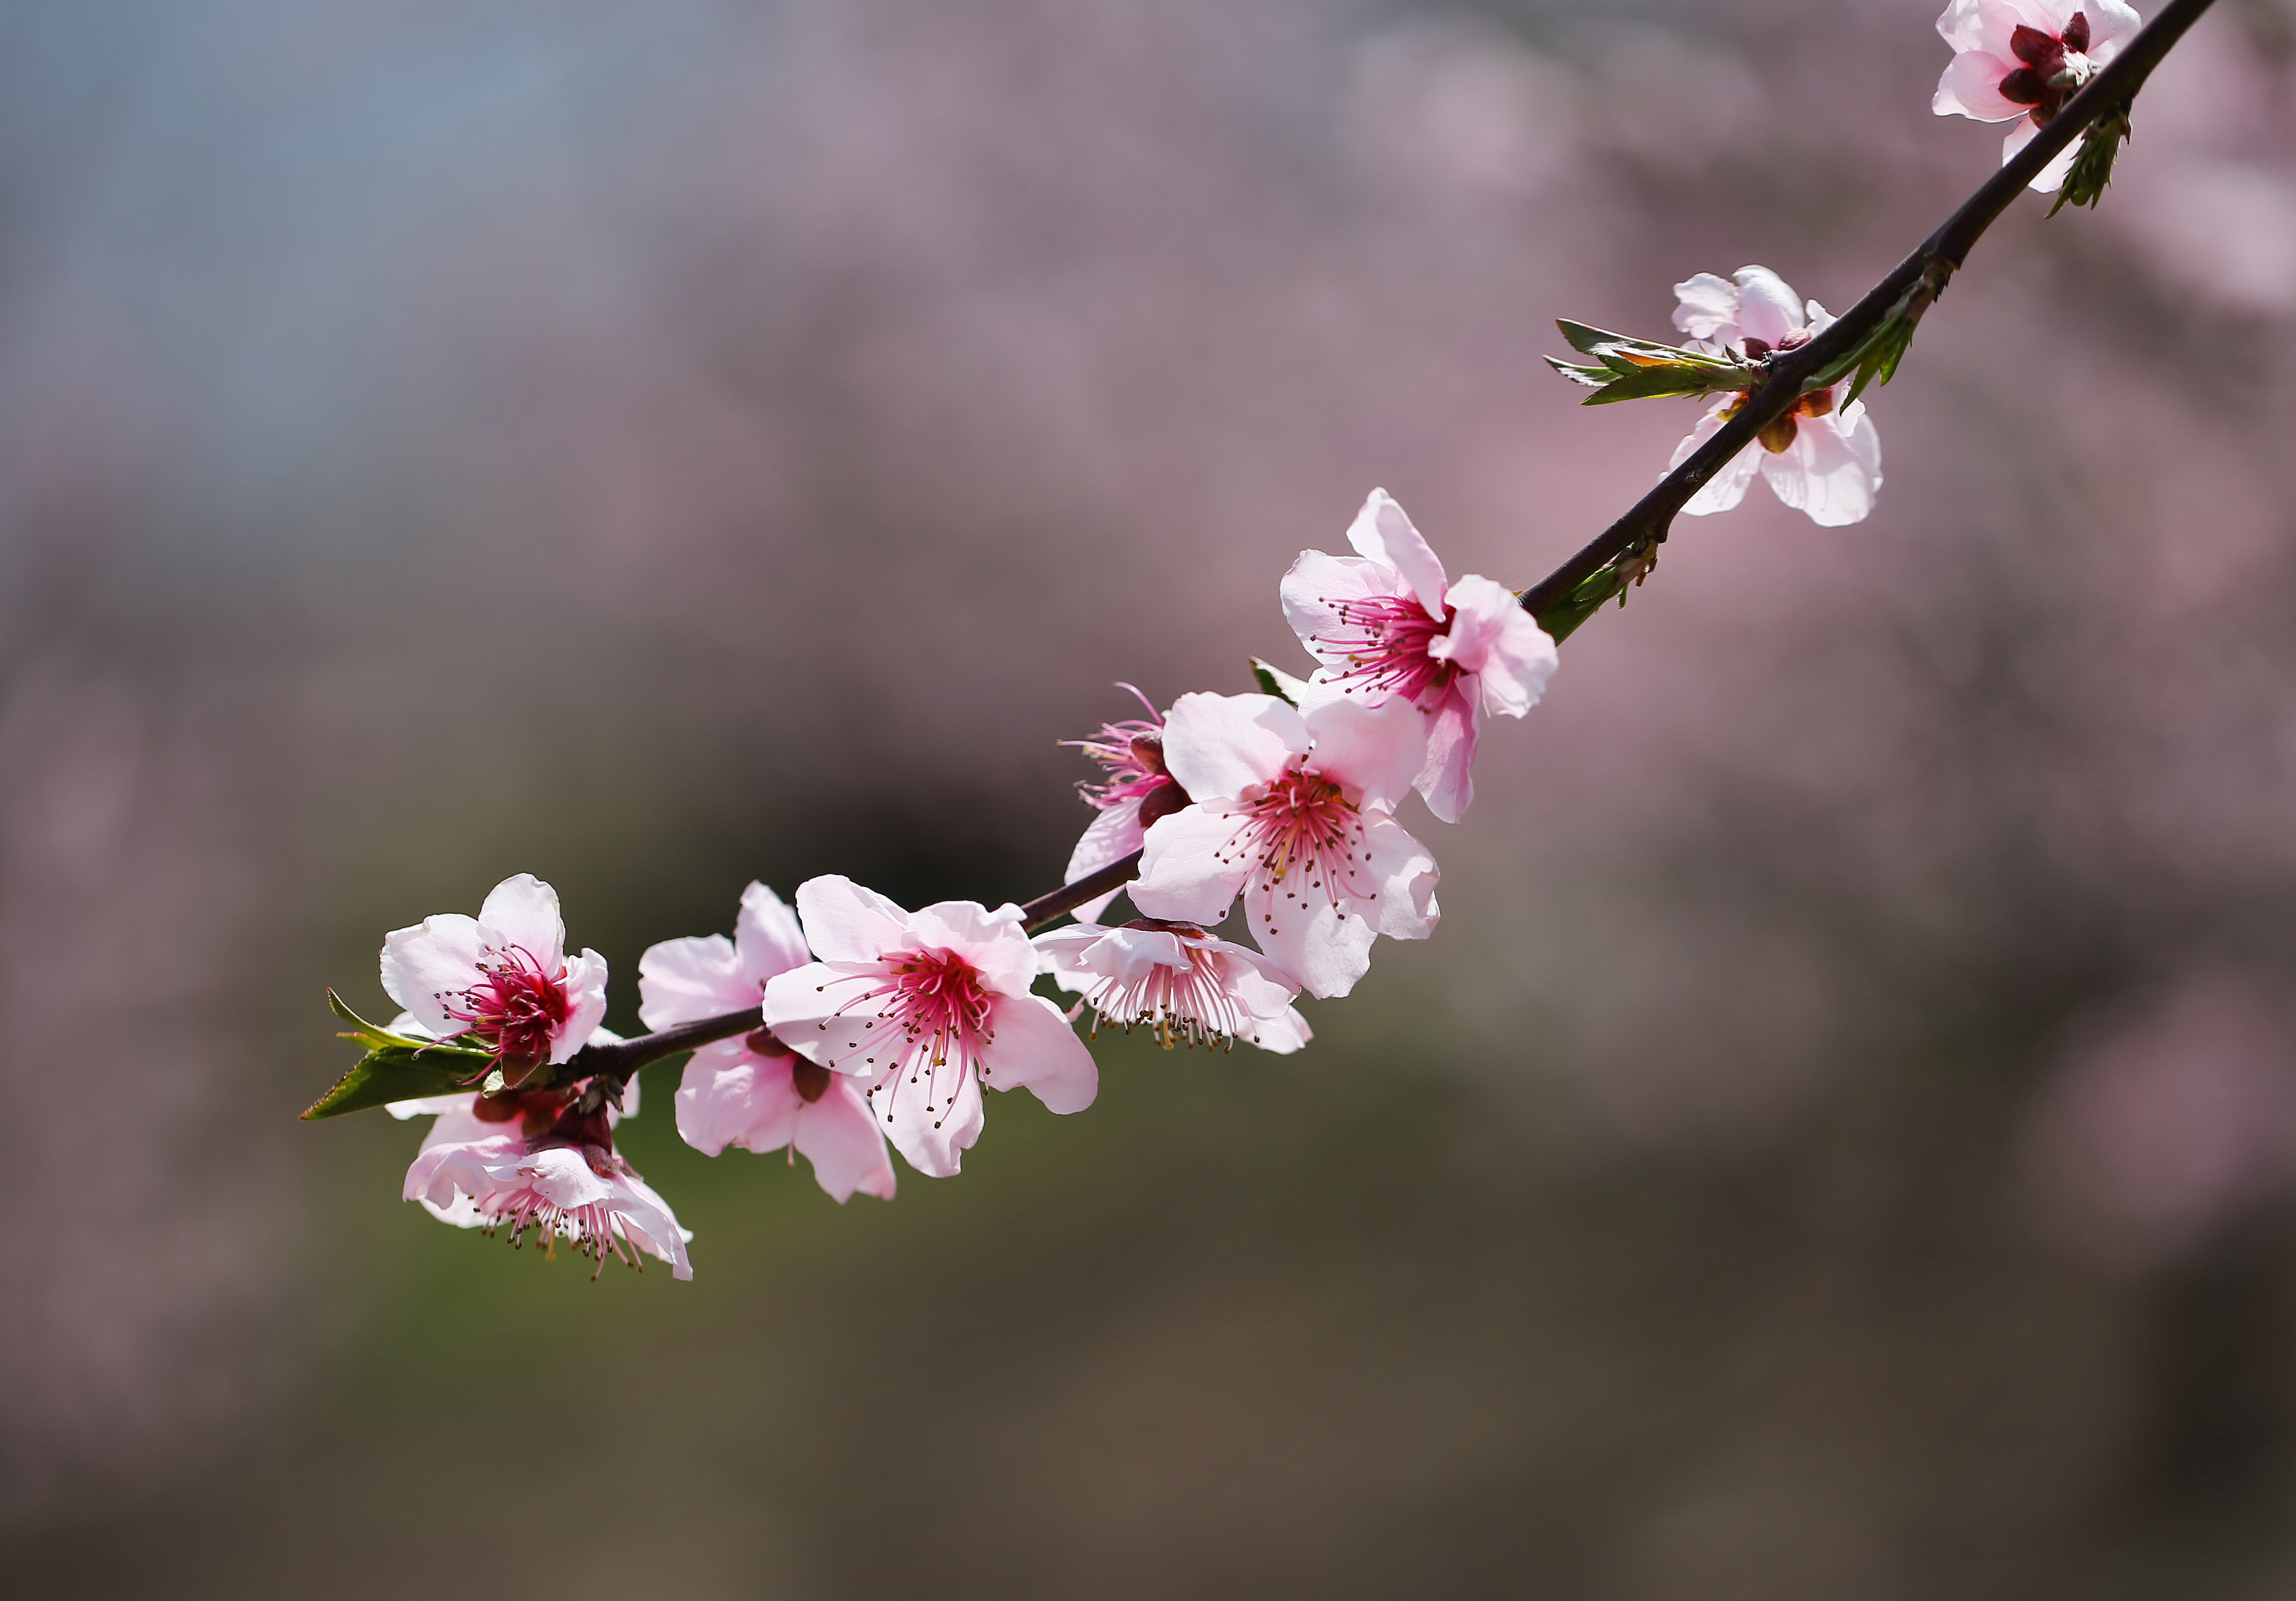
[1249, 657, 1312, 706]
[304, 990, 493, 1120]
[2047, 96, 2133, 218]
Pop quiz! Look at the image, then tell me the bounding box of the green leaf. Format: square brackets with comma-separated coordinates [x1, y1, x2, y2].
[305, 988, 492, 1120]
[302, 1044, 488, 1120]
[1555, 319, 1631, 357]
[1249, 657, 1312, 705]
[1544, 356, 1613, 389]
[1548, 316, 1759, 406]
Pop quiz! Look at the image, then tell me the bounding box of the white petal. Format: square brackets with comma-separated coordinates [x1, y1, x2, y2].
[673, 1051, 798, 1157]
[761, 963, 899, 1080]
[792, 1081, 898, 1202]
[1343, 488, 1451, 617]
[872, 1058, 984, 1179]
[734, 882, 812, 985]
[551, 949, 611, 1062]
[1435, 574, 1557, 717]
[1063, 801, 1145, 924]
[2085, 0, 2143, 58]
[379, 914, 486, 1038]
[1731, 266, 1806, 348]
[1301, 695, 1428, 814]
[1672, 271, 1741, 345]
[476, 874, 567, 969]
[1415, 692, 1478, 826]
[1160, 691, 1303, 803]
[1247, 885, 1376, 1001]
[981, 993, 1099, 1115]
[1242, 1004, 1313, 1054]
[908, 900, 1037, 996]
[1670, 401, 1761, 518]
[1131, 803, 1254, 926]
[1934, 49, 2027, 121]
[2003, 117, 2080, 194]
[792, 875, 913, 965]
[637, 933, 746, 1030]
[1760, 401, 1883, 526]
[603, 1168, 694, 1280]
[1359, 813, 1441, 941]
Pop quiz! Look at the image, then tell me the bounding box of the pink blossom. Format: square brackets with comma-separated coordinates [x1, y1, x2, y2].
[760, 876, 1099, 1178]
[639, 882, 894, 1204]
[379, 873, 609, 1082]
[1128, 691, 1438, 1000]
[1280, 490, 1557, 824]
[1668, 268, 1883, 528]
[394, 1066, 693, 1281]
[1060, 686, 1189, 920]
[401, 1093, 689, 1277]
[1037, 918, 1312, 1052]
[1932, 1, 2142, 193]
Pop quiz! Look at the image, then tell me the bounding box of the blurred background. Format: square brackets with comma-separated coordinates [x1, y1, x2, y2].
[7, 0, 2296, 1594]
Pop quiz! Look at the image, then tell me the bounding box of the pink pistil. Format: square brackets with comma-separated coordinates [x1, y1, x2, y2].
[441, 945, 570, 1075]
[827, 949, 997, 1131]
[1306, 594, 1458, 708]
[1225, 761, 1371, 931]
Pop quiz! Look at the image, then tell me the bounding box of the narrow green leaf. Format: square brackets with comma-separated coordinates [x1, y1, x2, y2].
[302, 1044, 485, 1120]
[1555, 319, 1632, 357]
[1579, 365, 1716, 405]
[1544, 356, 1612, 388]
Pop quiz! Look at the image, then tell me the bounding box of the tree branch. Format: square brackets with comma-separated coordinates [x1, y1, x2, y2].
[1516, 0, 2215, 622]
[537, 0, 2217, 1089]
[568, 1006, 764, 1088]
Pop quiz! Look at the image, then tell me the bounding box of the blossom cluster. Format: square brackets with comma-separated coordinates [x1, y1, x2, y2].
[358, 489, 1555, 1277]
[321, 0, 2161, 1279]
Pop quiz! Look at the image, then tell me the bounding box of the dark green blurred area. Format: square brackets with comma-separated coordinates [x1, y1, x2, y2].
[10, 0, 2296, 1595]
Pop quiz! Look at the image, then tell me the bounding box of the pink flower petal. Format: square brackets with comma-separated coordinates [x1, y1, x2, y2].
[637, 933, 745, 1030]
[980, 992, 1099, 1115]
[1671, 399, 1763, 518]
[1759, 399, 1883, 526]
[1672, 271, 1742, 345]
[1063, 800, 1146, 923]
[793, 1080, 898, 1202]
[379, 914, 487, 1038]
[1343, 488, 1451, 618]
[478, 873, 567, 970]
[1300, 695, 1427, 814]
[792, 874, 913, 965]
[1415, 691, 1479, 826]
[1730, 266, 1806, 349]
[1161, 691, 1303, 803]
[1132, 803, 1254, 928]
[734, 882, 812, 984]
[1934, 48, 2027, 121]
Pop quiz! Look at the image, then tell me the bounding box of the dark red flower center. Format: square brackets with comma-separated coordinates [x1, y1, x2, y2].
[1998, 13, 2091, 122]
[1303, 593, 1459, 708]
[442, 944, 570, 1078]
